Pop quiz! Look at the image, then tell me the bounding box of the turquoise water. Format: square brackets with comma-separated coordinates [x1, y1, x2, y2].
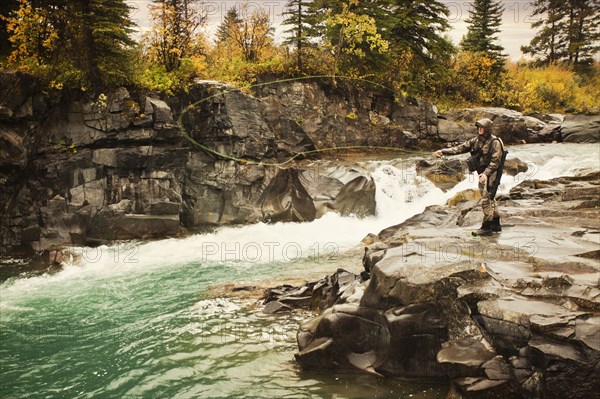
[0, 257, 446, 398]
[2, 145, 598, 398]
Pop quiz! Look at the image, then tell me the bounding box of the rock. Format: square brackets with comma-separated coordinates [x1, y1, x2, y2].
[262, 300, 292, 314]
[437, 338, 496, 370]
[379, 303, 449, 378]
[561, 114, 600, 143]
[295, 304, 390, 373]
[148, 97, 174, 125]
[447, 189, 481, 206]
[293, 170, 600, 399]
[88, 212, 180, 242]
[263, 269, 363, 311]
[417, 158, 466, 191]
[150, 200, 180, 215]
[503, 157, 528, 176]
[439, 108, 561, 144]
[333, 175, 376, 217]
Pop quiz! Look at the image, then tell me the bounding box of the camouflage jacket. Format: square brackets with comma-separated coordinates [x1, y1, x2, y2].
[441, 135, 504, 177]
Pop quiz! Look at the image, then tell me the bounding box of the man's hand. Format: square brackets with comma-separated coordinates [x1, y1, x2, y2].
[434, 150, 443, 158]
[479, 173, 488, 184]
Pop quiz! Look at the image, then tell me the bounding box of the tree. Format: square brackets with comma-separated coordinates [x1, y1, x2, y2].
[80, 0, 137, 87]
[384, 0, 454, 94]
[282, 0, 311, 73]
[304, 0, 389, 80]
[460, 0, 506, 70]
[4, 0, 137, 89]
[562, 0, 600, 67]
[387, 0, 452, 62]
[146, 0, 206, 72]
[216, 8, 241, 43]
[520, 0, 567, 65]
[215, 4, 275, 63]
[0, 0, 19, 57]
[522, 0, 599, 67]
[4, 0, 58, 66]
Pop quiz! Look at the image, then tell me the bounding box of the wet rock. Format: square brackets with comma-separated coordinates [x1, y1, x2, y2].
[294, 170, 600, 399]
[561, 114, 600, 143]
[378, 303, 449, 378]
[416, 158, 465, 191]
[447, 189, 481, 206]
[263, 269, 363, 311]
[528, 336, 600, 399]
[295, 304, 390, 374]
[503, 157, 529, 176]
[437, 338, 496, 371]
[262, 300, 292, 314]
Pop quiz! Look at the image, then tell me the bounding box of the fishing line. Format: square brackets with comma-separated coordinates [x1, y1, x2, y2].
[175, 75, 439, 168]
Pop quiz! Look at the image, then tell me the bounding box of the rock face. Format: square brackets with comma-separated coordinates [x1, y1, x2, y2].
[1, 72, 597, 259]
[0, 78, 384, 257]
[295, 172, 600, 398]
[254, 80, 436, 148]
[438, 108, 563, 144]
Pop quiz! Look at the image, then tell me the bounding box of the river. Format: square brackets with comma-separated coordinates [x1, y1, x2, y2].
[1, 143, 598, 398]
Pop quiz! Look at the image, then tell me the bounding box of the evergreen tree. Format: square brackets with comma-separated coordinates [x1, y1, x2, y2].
[522, 0, 599, 68]
[4, 0, 136, 88]
[388, 0, 453, 62]
[460, 0, 506, 69]
[81, 0, 137, 87]
[562, 0, 600, 67]
[281, 0, 311, 73]
[520, 0, 567, 65]
[216, 8, 242, 43]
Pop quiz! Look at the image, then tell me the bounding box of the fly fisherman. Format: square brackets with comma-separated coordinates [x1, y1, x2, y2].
[434, 118, 506, 236]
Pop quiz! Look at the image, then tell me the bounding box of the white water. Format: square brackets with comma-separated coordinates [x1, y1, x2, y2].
[0, 143, 598, 399]
[1, 143, 599, 299]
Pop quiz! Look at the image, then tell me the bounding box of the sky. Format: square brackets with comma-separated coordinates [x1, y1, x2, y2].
[126, 0, 541, 61]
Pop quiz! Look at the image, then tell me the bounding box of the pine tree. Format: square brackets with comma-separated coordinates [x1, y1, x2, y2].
[82, 0, 137, 87]
[520, 0, 567, 65]
[460, 0, 506, 69]
[4, 0, 137, 88]
[216, 8, 242, 43]
[522, 0, 599, 68]
[281, 0, 311, 73]
[562, 0, 600, 67]
[388, 0, 453, 62]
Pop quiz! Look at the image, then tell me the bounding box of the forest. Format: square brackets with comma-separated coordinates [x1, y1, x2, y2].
[0, 0, 598, 113]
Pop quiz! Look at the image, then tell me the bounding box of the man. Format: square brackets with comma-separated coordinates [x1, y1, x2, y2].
[434, 118, 504, 236]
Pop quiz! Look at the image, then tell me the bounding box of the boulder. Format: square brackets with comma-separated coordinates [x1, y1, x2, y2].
[439, 108, 561, 144]
[561, 114, 600, 143]
[416, 158, 466, 191]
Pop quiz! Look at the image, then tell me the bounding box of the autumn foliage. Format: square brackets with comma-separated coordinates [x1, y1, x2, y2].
[0, 0, 597, 114]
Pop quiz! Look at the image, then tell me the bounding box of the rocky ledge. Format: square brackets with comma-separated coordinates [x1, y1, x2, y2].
[267, 172, 600, 398]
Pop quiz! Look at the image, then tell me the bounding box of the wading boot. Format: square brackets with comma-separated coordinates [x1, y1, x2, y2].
[474, 220, 493, 236]
[491, 216, 502, 232]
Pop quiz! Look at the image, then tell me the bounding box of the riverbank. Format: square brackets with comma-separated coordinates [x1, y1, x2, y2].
[283, 168, 599, 398]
